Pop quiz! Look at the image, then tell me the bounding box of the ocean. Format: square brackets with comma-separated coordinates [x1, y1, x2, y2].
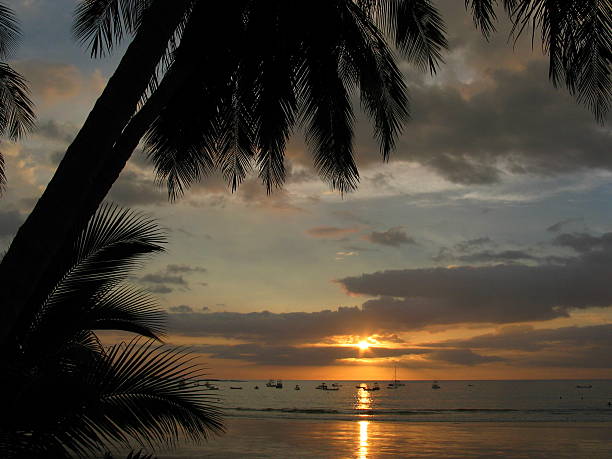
[159, 379, 612, 458]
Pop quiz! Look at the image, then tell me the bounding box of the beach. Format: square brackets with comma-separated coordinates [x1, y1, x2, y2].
[160, 418, 612, 458]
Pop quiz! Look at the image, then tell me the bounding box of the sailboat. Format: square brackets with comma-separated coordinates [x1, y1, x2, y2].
[387, 366, 404, 389]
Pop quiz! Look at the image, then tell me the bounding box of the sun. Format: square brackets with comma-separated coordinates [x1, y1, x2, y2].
[357, 340, 370, 350]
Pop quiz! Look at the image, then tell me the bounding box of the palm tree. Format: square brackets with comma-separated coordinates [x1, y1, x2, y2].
[0, 203, 223, 458]
[0, 0, 609, 343]
[0, 2, 35, 192]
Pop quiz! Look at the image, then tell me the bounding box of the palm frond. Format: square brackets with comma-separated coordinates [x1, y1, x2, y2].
[301, 52, 358, 194]
[465, 0, 498, 40]
[0, 63, 35, 140]
[373, 0, 448, 74]
[73, 0, 150, 57]
[0, 2, 20, 59]
[507, 0, 611, 122]
[21, 203, 166, 354]
[342, 1, 409, 160]
[62, 339, 224, 454]
[0, 151, 5, 193]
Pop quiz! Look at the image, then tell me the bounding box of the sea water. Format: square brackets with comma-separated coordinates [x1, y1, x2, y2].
[209, 379, 612, 423]
[157, 380, 612, 458]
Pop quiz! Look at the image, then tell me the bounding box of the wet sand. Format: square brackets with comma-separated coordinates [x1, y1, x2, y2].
[158, 417, 612, 458]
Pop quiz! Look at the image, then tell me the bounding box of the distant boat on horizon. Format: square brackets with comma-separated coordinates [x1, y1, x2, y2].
[432, 381, 441, 390]
[387, 366, 405, 389]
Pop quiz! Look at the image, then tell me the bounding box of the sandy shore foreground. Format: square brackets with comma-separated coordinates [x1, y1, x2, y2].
[156, 417, 612, 458]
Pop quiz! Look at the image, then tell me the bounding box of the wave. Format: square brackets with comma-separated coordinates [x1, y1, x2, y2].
[224, 407, 612, 424]
[229, 407, 610, 415]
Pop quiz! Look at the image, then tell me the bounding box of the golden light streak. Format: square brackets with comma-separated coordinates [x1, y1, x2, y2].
[358, 420, 369, 459]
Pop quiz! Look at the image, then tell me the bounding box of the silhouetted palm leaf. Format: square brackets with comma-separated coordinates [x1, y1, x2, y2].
[1, 204, 223, 457]
[466, 0, 611, 122]
[144, 0, 414, 197]
[0, 4, 35, 192]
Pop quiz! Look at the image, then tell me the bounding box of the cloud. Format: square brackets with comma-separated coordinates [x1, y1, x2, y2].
[147, 285, 173, 294]
[139, 263, 207, 294]
[428, 324, 612, 369]
[0, 209, 23, 238]
[166, 264, 207, 274]
[306, 226, 359, 239]
[431, 324, 612, 353]
[140, 273, 187, 285]
[455, 250, 536, 263]
[546, 218, 583, 233]
[108, 170, 168, 207]
[454, 237, 493, 252]
[35, 120, 77, 143]
[191, 343, 426, 366]
[363, 227, 416, 247]
[13, 60, 105, 106]
[167, 232, 612, 345]
[339, 232, 612, 327]
[553, 232, 612, 253]
[427, 349, 505, 366]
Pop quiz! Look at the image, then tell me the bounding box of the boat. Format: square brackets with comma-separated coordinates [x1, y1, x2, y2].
[316, 382, 339, 391]
[576, 384, 593, 389]
[266, 379, 277, 387]
[203, 382, 219, 390]
[387, 366, 404, 389]
[364, 382, 380, 391]
[254, 386, 259, 390]
[295, 384, 301, 390]
[275, 380, 283, 389]
[432, 381, 441, 389]
[230, 386, 243, 390]
[331, 383, 342, 388]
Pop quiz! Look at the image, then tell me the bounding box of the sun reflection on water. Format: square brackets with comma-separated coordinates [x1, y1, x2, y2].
[358, 420, 369, 459]
[354, 385, 373, 413]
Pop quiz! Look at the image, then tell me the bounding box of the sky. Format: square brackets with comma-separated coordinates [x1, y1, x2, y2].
[1, 0, 611, 380]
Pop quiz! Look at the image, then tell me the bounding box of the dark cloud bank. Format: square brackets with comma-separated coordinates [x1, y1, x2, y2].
[169, 232, 612, 368]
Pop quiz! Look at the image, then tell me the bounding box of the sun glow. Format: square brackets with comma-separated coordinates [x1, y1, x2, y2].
[357, 340, 371, 350]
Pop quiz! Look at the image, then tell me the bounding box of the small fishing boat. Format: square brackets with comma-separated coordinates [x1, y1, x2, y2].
[316, 382, 328, 390]
[254, 386, 259, 390]
[331, 383, 342, 388]
[364, 383, 380, 391]
[432, 381, 441, 389]
[295, 384, 301, 390]
[266, 379, 277, 387]
[275, 380, 283, 389]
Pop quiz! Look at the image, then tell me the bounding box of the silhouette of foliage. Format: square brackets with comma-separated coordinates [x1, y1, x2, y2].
[0, 3, 35, 192]
[466, 0, 611, 122]
[0, 204, 223, 458]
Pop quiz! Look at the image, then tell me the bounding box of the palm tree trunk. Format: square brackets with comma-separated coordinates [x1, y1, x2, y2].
[0, 0, 189, 345]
